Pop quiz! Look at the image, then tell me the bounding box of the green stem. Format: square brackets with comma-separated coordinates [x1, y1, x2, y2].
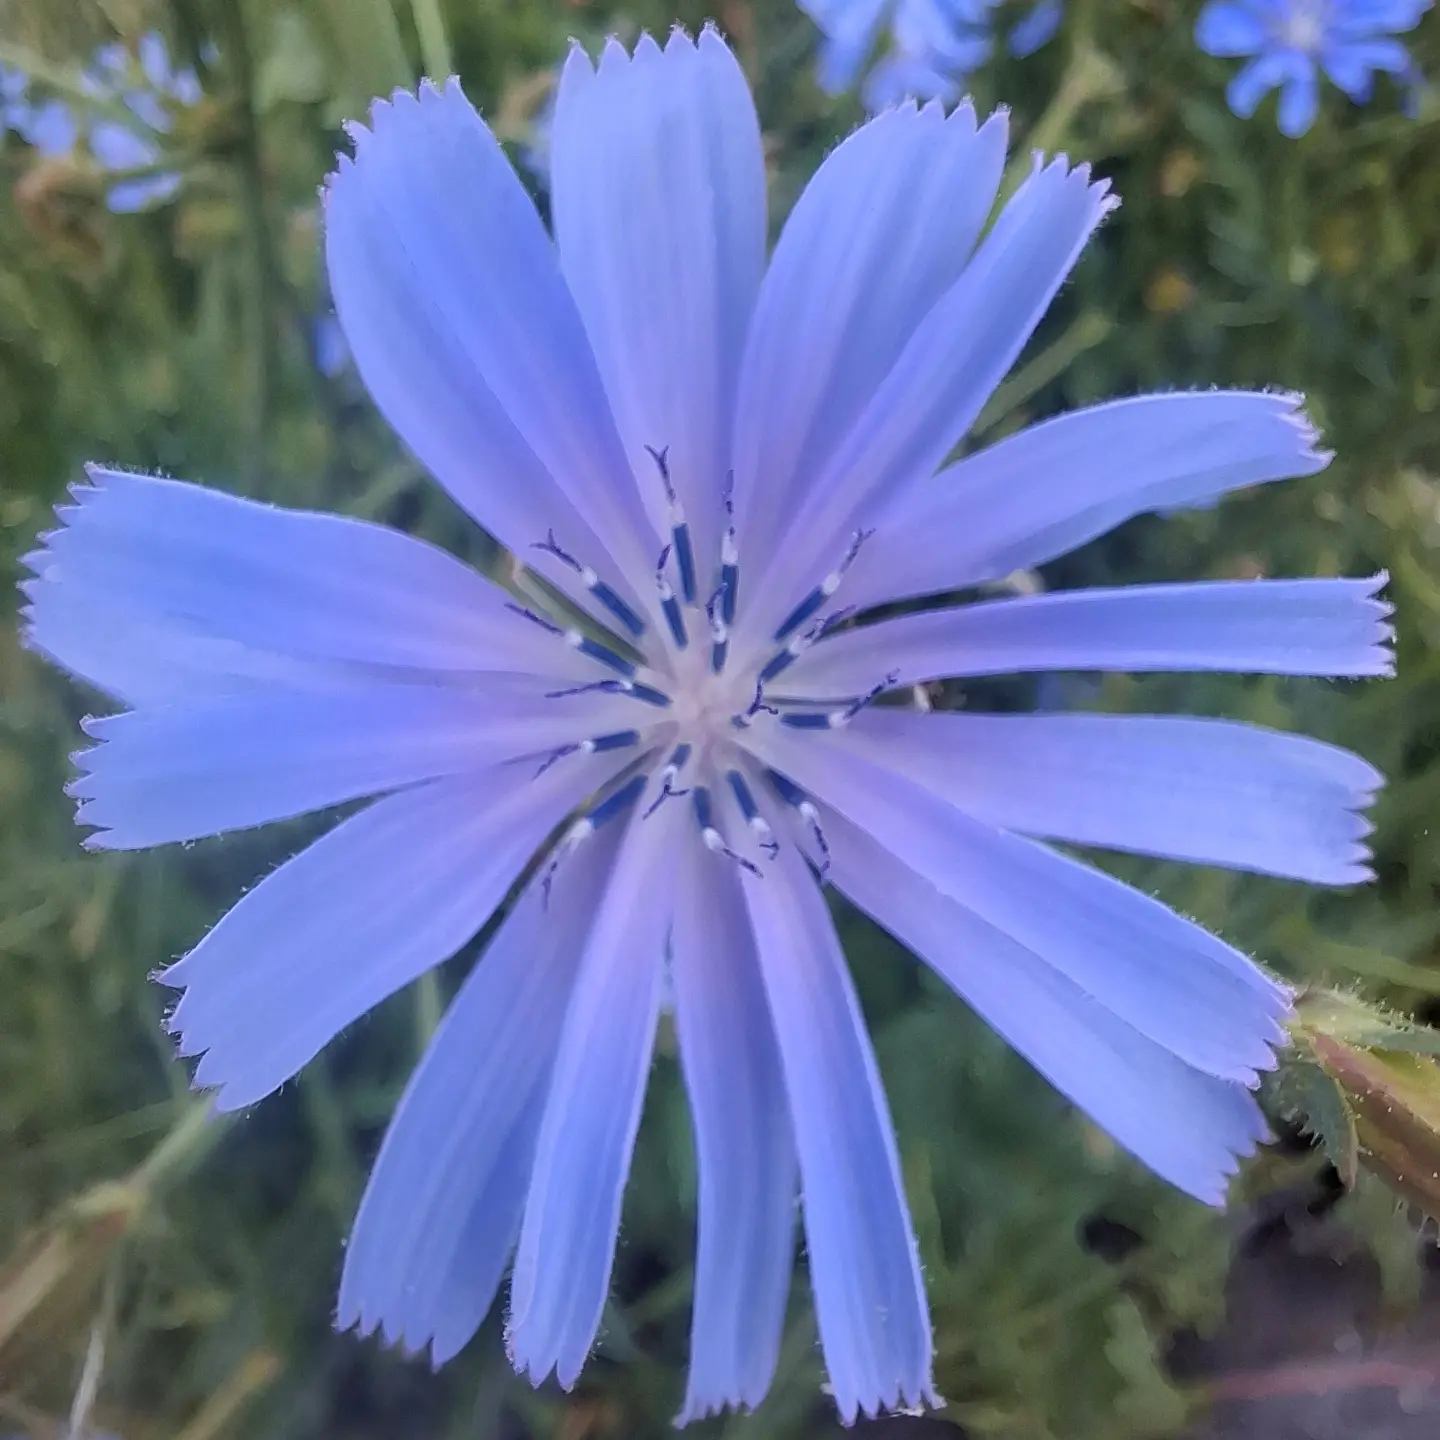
[132, 1098, 225, 1194]
[414, 970, 443, 1047]
[219, 0, 282, 489]
[319, 0, 413, 99]
[66, 1253, 124, 1439]
[411, 0, 453, 79]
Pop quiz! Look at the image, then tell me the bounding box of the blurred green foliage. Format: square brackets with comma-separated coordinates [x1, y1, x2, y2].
[1, 0, 1438, 1437]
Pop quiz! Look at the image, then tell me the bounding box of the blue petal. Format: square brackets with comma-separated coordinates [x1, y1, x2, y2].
[860, 54, 962, 110]
[22, 470, 579, 706]
[799, 0, 892, 92]
[1278, 68, 1321, 134]
[1008, 0, 1064, 57]
[738, 837, 934, 1422]
[672, 840, 796, 1422]
[68, 684, 640, 849]
[313, 314, 350, 377]
[730, 102, 1007, 598]
[17, 98, 78, 155]
[338, 823, 625, 1363]
[822, 809, 1272, 1205]
[90, 42, 130, 82]
[1322, 37, 1412, 97]
[837, 709, 1381, 884]
[138, 32, 172, 91]
[746, 727, 1290, 1082]
[893, 0, 993, 60]
[761, 157, 1114, 644]
[89, 118, 158, 169]
[160, 755, 616, 1111]
[847, 390, 1329, 609]
[169, 66, 202, 105]
[324, 80, 658, 619]
[891, 0, 995, 83]
[1195, 1, 1269, 57]
[1, 64, 28, 105]
[1329, 0, 1430, 38]
[106, 172, 181, 212]
[786, 575, 1395, 695]
[550, 29, 766, 575]
[122, 89, 171, 134]
[816, 32, 876, 95]
[508, 786, 685, 1387]
[1227, 51, 1311, 120]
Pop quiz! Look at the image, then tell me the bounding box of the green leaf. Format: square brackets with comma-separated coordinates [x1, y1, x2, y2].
[1274, 1053, 1359, 1187]
[1105, 1296, 1188, 1433]
[316, 0, 412, 119]
[1295, 988, 1440, 1056]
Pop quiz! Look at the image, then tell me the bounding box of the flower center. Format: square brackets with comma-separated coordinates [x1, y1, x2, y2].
[522, 460, 900, 896]
[1275, 0, 1328, 53]
[664, 642, 757, 741]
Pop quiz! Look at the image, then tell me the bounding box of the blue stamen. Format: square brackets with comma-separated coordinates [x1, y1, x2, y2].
[544, 678, 673, 709]
[762, 769, 830, 879]
[692, 784, 716, 832]
[655, 544, 688, 649]
[777, 670, 897, 730]
[506, 601, 563, 637]
[691, 785, 762, 877]
[572, 633, 637, 677]
[645, 443, 696, 604]
[673, 522, 697, 605]
[773, 528, 873, 642]
[726, 768, 779, 859]
[765, 769, 806, 808]
[545, 679, 633, 700]
[588, 771, 650, 826]
[730, 677, 779, 730]
[661, 594, 687, 648]
[760, 605, 857, 683]
[592, 581, 646, 638]
[507, 601, 639, 680]
[706, 584, 729, 675]
[773, 589, 826, 645]
[778, 710, 835, 731]
[720, 474, 739, 624]
[534, 728, 640, 778]
[644, 742, 693, 818]
[534, 743, 577, 777]
[588, 729, 642, 753]
[531, 530, 645, 638]
[542, 772, 649, 906]
[760, 647, 797, 684]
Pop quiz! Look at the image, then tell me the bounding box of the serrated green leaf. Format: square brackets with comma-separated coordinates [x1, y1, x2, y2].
[1276, 1053, 1360, 1186]
[1295, 988, 1440, 1056]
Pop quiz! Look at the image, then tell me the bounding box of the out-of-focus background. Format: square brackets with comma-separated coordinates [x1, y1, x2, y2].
[1, 1, 1439, 1437]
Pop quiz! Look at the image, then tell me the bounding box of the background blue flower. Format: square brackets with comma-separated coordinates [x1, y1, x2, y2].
[800, 0, 1063, 109]
[0, 31, 202, 211]
[1197, 0, 1432, 135]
